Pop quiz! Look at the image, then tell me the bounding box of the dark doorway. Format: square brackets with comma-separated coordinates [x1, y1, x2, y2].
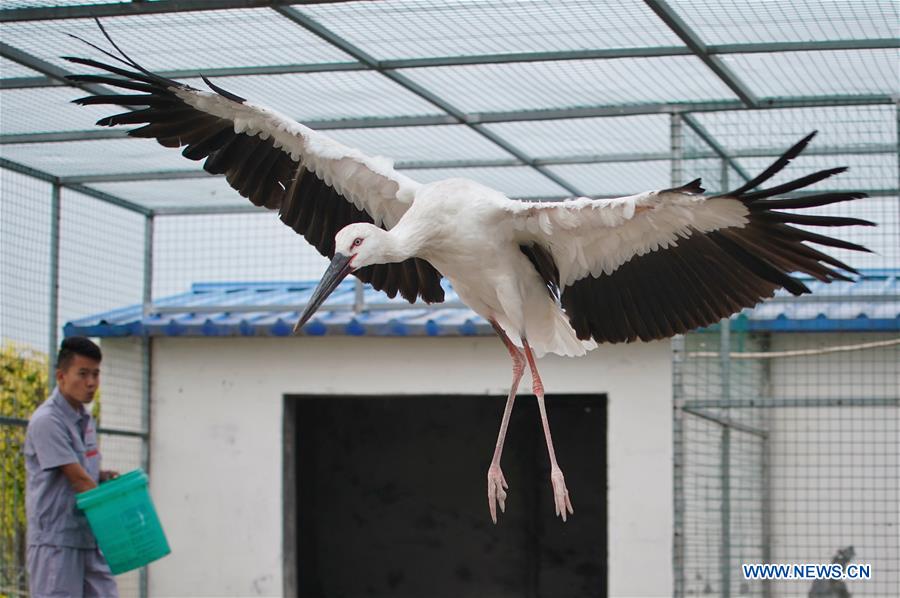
[284, 394, 607, 598]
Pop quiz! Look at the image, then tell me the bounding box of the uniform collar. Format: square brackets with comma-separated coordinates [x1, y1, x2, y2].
[50, 387, 88, 424]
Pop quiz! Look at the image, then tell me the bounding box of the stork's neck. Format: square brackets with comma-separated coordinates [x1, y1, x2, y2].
[383, 218, 429, 262]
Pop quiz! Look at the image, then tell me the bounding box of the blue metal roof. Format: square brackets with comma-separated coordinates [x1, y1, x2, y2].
[731, 268, 899, 333]
[64, 270, 899, 338]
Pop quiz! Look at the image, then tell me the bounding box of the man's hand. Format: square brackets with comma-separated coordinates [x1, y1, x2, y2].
[99, 470, 120, 483]
[60, 463, 97, 493]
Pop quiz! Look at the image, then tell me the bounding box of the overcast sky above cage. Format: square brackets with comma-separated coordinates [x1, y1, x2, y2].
[0, 0, 898, 208]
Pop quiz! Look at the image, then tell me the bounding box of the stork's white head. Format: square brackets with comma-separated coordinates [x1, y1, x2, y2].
[294, 222, 394, 334]
[333, 222, 388, 270]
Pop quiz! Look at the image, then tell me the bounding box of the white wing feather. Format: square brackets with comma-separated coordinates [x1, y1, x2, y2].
[174, 87, 418, 229]
[508, 191, 750, 287]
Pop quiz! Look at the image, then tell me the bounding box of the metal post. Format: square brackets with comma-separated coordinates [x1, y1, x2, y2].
[353, 278, 364, 313]
[140, 213, 154, 477]
[670, 111, 687, 597]
[720, 306, 732, 401]
[719, 317, 732, 596]
[140, 213, 153, 471]
[718, 150, 733, 598]
[759, 333, 773, 598]
[47, 182, 61, 388]
[142, 215, 154, 322]
[672, 334, 687, 597]
[139, 214, 153, 598]
[721, 426, 731, 598]
[720, 158, 729, 193]
[670, 114, 684, 186]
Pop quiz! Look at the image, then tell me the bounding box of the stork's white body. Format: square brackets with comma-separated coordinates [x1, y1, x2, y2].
[400, 178, 588, 358]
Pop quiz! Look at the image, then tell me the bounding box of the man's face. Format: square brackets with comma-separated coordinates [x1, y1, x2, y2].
[57, 354, 100, 407]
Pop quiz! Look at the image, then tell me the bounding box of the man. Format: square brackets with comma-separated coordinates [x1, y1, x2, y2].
[25, 336, 119, 597]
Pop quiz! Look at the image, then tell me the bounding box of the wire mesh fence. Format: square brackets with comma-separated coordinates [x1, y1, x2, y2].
[673, 102, 899, 597]
[675, 331, 900, 597]
[152, 212, 328, 301]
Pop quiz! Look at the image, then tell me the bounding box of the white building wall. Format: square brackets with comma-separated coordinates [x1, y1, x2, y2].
[134, 335, 673, 598]
[97, 337, 146, 598]
[769, 333, 899, 401]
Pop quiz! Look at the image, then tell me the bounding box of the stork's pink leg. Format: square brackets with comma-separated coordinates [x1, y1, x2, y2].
[487, 319, 526, 524]
[522, 339, 574, 521]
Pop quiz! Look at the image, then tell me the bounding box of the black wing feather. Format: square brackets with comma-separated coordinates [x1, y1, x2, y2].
[66, 49, 444, 305]
[559, 132, 871, 343]
[519, 243, 560, 300]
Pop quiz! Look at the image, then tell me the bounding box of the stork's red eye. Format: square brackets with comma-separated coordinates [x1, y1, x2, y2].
[353, 237, 363, 247]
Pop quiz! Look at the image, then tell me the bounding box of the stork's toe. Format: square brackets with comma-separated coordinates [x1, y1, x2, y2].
[550, 467, 574, 522]
[487, 465, 508, 524]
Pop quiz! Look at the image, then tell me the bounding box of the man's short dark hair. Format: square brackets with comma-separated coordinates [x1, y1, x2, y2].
[57, 336, 102, 371]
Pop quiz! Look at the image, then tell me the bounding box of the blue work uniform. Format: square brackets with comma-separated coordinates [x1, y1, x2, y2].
[24, 387, 118, 598]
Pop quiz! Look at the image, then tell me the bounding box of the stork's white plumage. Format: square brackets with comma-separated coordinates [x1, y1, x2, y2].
[68, 27, 873, 522]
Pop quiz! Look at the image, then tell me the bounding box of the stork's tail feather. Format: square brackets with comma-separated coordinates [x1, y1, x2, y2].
[547, 307, 595, 358]
[524, 301, 594, 358]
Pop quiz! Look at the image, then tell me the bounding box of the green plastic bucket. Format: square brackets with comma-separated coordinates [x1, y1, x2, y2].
[76, 469, 170, 574]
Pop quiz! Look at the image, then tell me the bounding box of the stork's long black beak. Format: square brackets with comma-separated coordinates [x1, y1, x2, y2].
[294, 252, 353, 334]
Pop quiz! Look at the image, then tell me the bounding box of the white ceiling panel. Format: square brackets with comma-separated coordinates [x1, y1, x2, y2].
[690, 105, 898, 153]
[0, 86, 117, 134]
[546, 161, 671, 196]
[400, 56, 739, 113]
[0, 56, 43, 78]
[0, 137, 195, 176]
[398, 166, 570, 198]
[89, 177, 248, 210]
[484, 115, 671, 159]
[300, 0, 685, 60]
[179, 72, 443, 121]
[669, 0, 899, 45]
[319, 125, 515, 163]
[0, 9, 354, 73]
[721, 49, 900, 98]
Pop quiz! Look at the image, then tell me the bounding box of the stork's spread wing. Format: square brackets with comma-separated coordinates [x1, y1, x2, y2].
[65, 37, 444, 304]
[508, 132, 873, 343]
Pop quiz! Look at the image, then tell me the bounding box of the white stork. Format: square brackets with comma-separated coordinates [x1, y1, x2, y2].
[67, 27, 873, 523]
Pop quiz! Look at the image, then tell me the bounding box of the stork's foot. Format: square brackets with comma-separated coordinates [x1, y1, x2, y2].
[550, 466, 574, 522]
[487, 464, 508, 524]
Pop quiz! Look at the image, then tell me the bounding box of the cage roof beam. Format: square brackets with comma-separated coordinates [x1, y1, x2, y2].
[0, 1, 351, 22]
[4, 93, 894, 144]
[644, 0, 759, 108]
[145, 187, 899, 217]
[272, 5, 585, 197]
[0, 42, 108, 97]
[6, 38, 898, 92]
[1, 130, 132, 144]
[0, 157, 152, 216]
[1, 76, 59, 90]
[53, 142, 898, 184]
[711, 39, 900, 54]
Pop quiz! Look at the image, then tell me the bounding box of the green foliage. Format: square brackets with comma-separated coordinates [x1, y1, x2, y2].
[0, 344, 46, 595]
